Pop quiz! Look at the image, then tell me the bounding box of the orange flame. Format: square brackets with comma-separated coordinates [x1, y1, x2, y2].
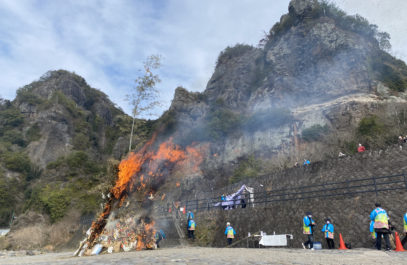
[87, 134, 206, 250]
[151, 138, 186, 162]
[136, 220, 156, 250]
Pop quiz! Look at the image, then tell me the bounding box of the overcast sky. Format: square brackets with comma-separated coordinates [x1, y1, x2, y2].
[0, 0, 406, 117]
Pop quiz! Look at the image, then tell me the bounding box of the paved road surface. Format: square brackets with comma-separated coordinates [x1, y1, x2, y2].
[1, 247, 407, 265]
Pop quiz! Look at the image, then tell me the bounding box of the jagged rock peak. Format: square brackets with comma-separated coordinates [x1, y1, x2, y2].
[15, 70, 119, 113]
[18, 70, 91, 100]
[289, 0, 319, 17]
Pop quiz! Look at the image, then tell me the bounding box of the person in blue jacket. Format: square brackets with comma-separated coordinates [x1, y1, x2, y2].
[370, 203, 391, 251]
[187, 211, 194, 221]
[225, 222, 236, 245]
[187, 219, 196, 240]
[401, 211, 407, 247]
[321, 218, 335, 249]
[155, 229, 166, 248]
[302, 212, 316, 250]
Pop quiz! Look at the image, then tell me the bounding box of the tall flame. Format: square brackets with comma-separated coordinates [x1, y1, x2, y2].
[85, 135, 205, 250]
[111, 135, 156, 199]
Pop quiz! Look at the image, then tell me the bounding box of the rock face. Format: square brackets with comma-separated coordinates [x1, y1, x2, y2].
[25, 105, 72, 168]
[3, 0, 407, 250]
[158, 2, 407, 249]
[0, 70, 147, 229]
[289, 0, 319, 17]
[166, 0, 407, 174]
[14, 70, 132, 167]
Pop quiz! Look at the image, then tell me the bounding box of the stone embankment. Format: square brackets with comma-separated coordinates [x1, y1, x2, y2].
[191, 146, 407, 248]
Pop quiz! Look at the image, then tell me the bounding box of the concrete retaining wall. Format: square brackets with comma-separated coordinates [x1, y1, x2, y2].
[191, 147, 407, 248]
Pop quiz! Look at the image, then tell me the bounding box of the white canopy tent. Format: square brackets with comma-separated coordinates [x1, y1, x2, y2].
[215, 184, 254, 209]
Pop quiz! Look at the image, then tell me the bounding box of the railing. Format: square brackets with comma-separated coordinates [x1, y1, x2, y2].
[160, 173, 407, 213]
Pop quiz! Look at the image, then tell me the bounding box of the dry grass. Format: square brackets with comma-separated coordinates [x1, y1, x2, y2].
[7, 210, 81, 250]
[0, 236, 11, 249]
[8, 225, 46, 249]
[47, 209, 80, 247]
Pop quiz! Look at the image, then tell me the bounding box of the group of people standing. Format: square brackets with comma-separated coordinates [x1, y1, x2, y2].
[302, 212, 335, 250]
[186, 211, 236, 245]
[302, 203, 407, 251]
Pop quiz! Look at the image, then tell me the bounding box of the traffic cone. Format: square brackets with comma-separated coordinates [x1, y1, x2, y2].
[338, 233, 348, 250]
[183, 207, 186, 214]
[394, 232, 405, 251]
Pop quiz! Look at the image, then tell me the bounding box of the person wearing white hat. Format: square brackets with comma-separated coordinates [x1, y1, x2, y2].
[225, 222, 236, 245]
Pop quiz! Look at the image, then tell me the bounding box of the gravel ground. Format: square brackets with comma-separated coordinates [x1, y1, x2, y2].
[1, 247, 407, 265]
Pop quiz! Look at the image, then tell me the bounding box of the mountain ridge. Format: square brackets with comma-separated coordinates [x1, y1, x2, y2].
[2, 0, 407, 250]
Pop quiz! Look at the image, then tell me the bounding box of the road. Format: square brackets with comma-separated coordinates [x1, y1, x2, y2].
[1, 247, 407, 265]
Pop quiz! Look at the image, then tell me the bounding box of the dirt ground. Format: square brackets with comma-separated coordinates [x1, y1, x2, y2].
[1, 247, 407, 265]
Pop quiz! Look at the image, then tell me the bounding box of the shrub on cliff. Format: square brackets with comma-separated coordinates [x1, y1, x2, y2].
[207, 108, 242, 140]
[0, 107, 24, 128]
[0, 178, 18, 226]
[216, 44, 253, 66]
[47, 151, 103, 176]
[302, 124, 328, 142]
[1, 130, 26, 147]
[369, 51, 407, 92]
[16, 87, 44, 105]
[230, 155, 262, 184]
[39, 187, 70, 223]
[357, 115, 383, 136]
[2, 152, 32, 173]
[26, 124, 41, 142]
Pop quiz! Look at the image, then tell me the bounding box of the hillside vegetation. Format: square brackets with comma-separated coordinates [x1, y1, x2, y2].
[0, 70, 154, 227]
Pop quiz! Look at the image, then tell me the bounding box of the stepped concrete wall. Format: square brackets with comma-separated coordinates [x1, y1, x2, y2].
[191, 146, 407, 248]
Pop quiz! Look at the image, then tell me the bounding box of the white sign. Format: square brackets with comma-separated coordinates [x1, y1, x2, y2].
[259, 235, 288, 246]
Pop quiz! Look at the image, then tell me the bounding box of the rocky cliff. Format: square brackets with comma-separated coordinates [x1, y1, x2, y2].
[0, 70, 154, 233]
[163, 0, 407, 188]
[3, 0, 407, 250]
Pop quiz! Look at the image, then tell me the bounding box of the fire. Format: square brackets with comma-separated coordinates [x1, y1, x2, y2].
[151, 138, 186, 162]
[136, 219, 156, 250]
[80, 134, 206, 254]
[111, 135, 156, 199]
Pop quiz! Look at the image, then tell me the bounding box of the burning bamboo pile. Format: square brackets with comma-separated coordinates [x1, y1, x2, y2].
[74, 135, 206, 256]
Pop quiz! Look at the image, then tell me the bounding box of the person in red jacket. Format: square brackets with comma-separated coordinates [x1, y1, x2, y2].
[357, 143, 366, 153]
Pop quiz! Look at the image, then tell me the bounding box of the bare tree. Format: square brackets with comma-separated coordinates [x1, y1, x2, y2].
[127, 54, 162, 152]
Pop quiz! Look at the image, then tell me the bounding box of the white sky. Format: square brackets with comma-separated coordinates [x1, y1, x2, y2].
[0, 0, 406, 116]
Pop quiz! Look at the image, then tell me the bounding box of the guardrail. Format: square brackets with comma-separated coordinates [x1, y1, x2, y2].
[159, 172, 407, 213]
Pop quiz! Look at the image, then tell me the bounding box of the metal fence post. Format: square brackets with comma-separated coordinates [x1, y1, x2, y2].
[372, 176, 378, 197]
[264, 190, 267, 207]
[404, 171, 407, 190]
[346, 180, 351, 197]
